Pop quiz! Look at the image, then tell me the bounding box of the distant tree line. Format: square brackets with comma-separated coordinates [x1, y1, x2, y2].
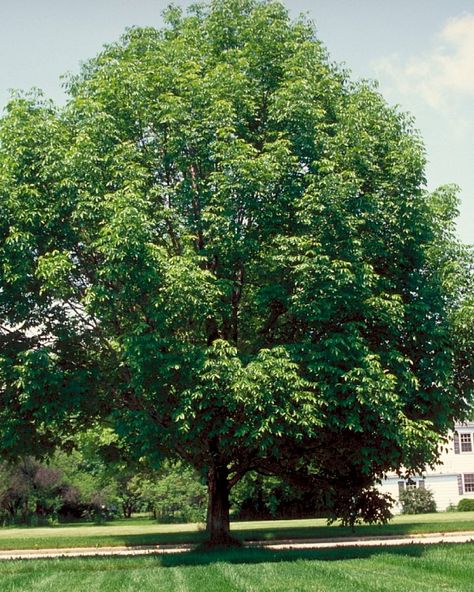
[0, 429, 207, 526]
[0, 430, 330, 526]
[0, 456, 209, 526]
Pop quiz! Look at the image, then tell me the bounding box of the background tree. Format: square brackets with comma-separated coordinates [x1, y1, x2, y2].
[230, 472, 325, 520]
[135, 462, 207, 523]
[399, 487, 437, 515]
[0, 457, 66, 525]
[0, 0, 472, 544]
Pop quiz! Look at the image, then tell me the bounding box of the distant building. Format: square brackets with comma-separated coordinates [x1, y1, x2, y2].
[379, 423, 474, 512]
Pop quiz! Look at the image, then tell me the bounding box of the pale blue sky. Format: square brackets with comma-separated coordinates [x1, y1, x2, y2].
[1, 0, 472, 244]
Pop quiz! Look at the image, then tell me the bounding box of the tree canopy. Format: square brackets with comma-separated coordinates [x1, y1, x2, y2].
[0, 0, 472, 543]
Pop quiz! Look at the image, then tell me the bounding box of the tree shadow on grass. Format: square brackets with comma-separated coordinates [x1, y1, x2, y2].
[0, 544, 453, 581]
[231, 521, 470, 541]
[89, 520, 458, 547]
[20, 542, 444, 573]
[152, 542, 434, 568]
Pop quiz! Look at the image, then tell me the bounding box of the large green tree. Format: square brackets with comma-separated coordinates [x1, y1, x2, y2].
[0, 0, 472, 543]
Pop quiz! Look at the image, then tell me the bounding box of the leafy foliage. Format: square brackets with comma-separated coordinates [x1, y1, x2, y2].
[0, 442, 206, 525]
[0, 458, 63, 525]
[231, 473, 315, 519]
[399, 487, 437, 514]
[0, 449, 117, 525]
[136, 462, 207, 523]
[457, 498, 474, 512]
[0, 0, 472, 540]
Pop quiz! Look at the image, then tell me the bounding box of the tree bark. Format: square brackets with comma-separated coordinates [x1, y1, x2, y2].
[206, 464, 232, 545]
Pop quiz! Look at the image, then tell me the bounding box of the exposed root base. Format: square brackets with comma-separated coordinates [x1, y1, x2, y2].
[197, 535, 243, 551]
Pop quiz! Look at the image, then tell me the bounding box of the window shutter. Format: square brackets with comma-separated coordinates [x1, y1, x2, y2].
[418, 480, 425, 489]
[454, 431, 460, 454]
[457, 474, 463, 495]
[398, 481, 405, 496]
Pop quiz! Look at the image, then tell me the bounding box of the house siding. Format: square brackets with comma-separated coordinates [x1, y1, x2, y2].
[378, 423, 474, 512]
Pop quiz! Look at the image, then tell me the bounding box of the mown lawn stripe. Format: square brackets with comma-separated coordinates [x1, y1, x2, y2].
[1, 544, 474, 591]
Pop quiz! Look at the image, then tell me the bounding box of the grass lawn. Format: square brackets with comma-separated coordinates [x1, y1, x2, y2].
[1, 543, 474, 591]
[0, 511, 473, 550]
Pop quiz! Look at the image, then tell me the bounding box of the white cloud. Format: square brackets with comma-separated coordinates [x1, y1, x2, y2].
[375, 13, 474, 110]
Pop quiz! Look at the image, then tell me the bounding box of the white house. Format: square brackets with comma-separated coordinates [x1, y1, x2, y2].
[378, 422, 474, 512]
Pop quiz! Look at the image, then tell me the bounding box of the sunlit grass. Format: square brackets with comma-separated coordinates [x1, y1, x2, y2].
[1, 543, 474, 591]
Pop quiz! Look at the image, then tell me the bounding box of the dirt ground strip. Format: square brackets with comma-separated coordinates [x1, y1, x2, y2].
[1, 531, 474, 560]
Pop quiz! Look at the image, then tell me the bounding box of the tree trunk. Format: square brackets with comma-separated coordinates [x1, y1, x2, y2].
[206, 464, 232, 545]
[122, 503, 133, 518]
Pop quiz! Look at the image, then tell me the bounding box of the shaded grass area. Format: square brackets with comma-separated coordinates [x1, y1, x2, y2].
[0, 512, 474, 551]
[1, 543, 474, 591]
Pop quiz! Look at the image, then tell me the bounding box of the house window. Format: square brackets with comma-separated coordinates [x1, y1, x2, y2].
[398, 479, 425, 495]
[460, 433, 473, 453]
[464, 474, 474, 493]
